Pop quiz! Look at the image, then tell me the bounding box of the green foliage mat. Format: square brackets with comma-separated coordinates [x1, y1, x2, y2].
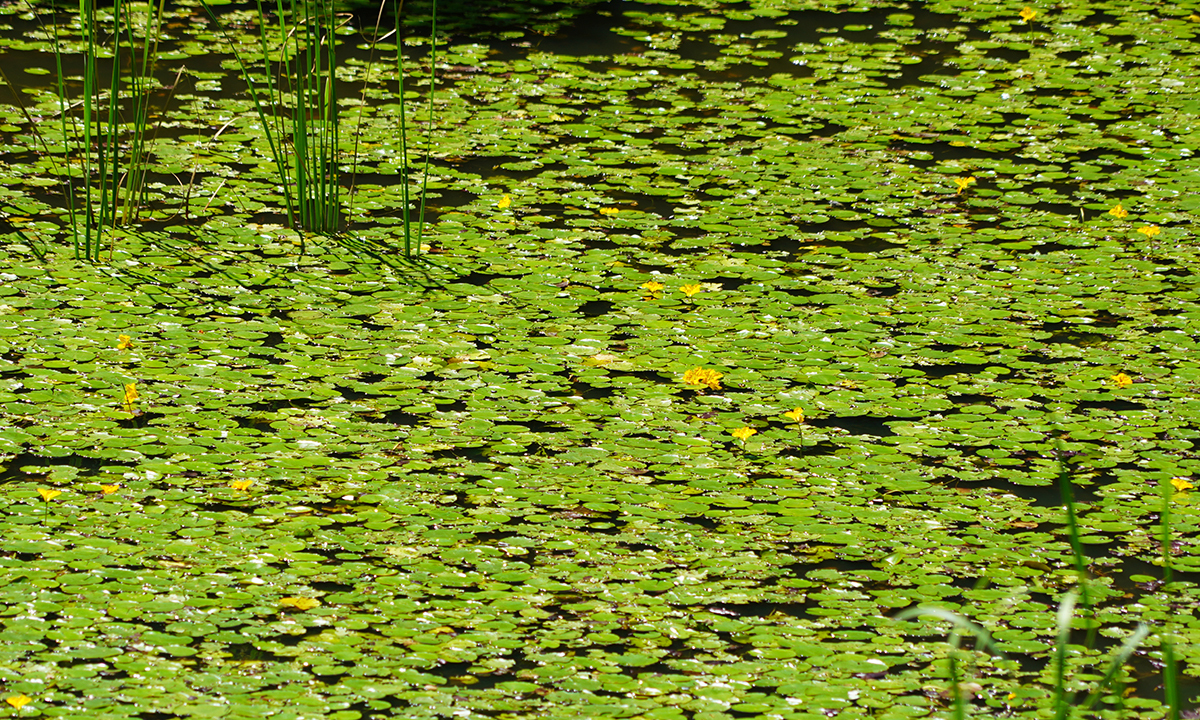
[1, 0, 1199, 716]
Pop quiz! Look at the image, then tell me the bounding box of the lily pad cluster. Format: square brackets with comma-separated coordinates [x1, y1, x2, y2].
[0, 0, 1199, 716]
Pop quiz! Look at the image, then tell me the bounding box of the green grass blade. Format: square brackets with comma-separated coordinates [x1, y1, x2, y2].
[1054, 439, 1091, 607]
[414, 0, 437, 254]
[1052, 591, 1078, 720]
[198, 0, 297, 229]
[1077, 624, 1150, 712]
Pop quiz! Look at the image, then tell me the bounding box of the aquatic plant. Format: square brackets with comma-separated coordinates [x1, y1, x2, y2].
[200, 0, 438, 255]
[897, 446, 1183, 718]
[13, 0, 168, 260]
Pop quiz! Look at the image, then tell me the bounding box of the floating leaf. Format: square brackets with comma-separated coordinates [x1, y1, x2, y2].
[280, 597, 321, 610]
[4, 695, 31, 709]
[37, 488, 61, 502]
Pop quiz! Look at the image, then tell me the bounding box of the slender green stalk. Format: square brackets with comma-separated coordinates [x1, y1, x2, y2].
[118, 0, 166, 224]
[1051, 592, 1077, 720]
[80, 0, 100, 260]
[395, 0, 437, 257]
[39, 0, 163, 260]
[204, 0, 343, 245]
[894, 605, 1003, 718]
[1077, 623, 1151, 712]
[1054, 440, 1091, 608]
[1159, 476, 1180, 720]
[1160, 476, 1174, 585]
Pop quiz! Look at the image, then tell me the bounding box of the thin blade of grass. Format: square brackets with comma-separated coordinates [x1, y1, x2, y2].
[1052, 591, 1078, 720]
[1077, 624, 1151, 712]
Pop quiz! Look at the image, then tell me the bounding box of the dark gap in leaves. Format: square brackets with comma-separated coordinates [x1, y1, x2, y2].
[949, 393, 991, 404]
[780, 440, 838, 458]
[578, 299, 615, 316]
[921, 362, 991, 378]
[809, 415, 896, 437]
[1075, 399, 1145, 412]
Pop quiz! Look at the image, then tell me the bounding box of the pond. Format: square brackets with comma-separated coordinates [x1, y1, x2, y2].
[0, 0, 1199, 717]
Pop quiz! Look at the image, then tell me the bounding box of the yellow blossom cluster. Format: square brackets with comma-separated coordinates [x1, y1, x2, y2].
[682, 367, 723, 390]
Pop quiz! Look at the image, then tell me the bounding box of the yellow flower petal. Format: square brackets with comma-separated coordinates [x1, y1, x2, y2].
[118, 334, 133, 350]
[682, 367, 723, 390]
[599, 207, 619, 215]
[100, 484, 120, 495]
[37, 488, 61, 502]
[784, 408, 805, 423]
[1108, 203, 1128, 219]
[1136, 225, 1160, 238]
[1110, 373, 1133, 388]
[641, 280, 665, 293]
[280, 597, 321, 610]
[953, 176, 975, 194]
[1171, 477, 1194, 492]
[731, 426, 757, 442]
[1019, 6, 1037, 22]
[123, 383, 138, 404]
[5, 695, 31, 709]
[680, 283, 703, 297]
[497, 194, 511, 209]
[230, 480, 253, 491]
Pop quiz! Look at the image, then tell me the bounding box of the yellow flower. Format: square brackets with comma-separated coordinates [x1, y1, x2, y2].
[682, 367, 723, 390]
[1136, 225, 1160, 238]
[1171, 477, 1194, 492]
[100, 484, 120, 495]
[1110, 373, 1133, 388]
[784, 408, 805, 423]
[1108, 203, 1128, 219]
[280, 597, 321, 610]
[230, 479, 253, 491]
[5, 695, 31, 709]
[37, 488, 61, 502]
[123, 383, 138, 404]
[497, 194, 511, 209]
[1019, 6, 1037, 22]
[599, 207, 619, 215]
[641, 281, 665, 293]
[731, 426, 757, 442]
[953, 176, 976, 194]
[680, 283, 703, 297]
[118, 334, 133, 350]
